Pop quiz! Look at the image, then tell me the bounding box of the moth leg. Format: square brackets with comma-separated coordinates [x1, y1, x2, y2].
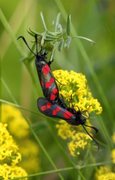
[48, 58, 54, 66]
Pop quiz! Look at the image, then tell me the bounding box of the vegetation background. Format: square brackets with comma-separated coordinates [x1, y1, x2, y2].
[0, 0, 115, 179]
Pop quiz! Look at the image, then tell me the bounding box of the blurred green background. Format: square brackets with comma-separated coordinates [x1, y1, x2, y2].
[0, 0, 115, 179]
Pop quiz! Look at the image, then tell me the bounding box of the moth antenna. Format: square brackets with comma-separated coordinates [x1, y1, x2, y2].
[18, 36, 36, 56]
[84, 124, 98, 134]
[82, 125, 99, 150]
[35, 34, 38, 55]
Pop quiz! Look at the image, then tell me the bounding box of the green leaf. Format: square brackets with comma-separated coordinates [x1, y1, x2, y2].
[58, 39, 64, 51]
[64, 36, 71, 48]
[55, 13, 61, 32]
[40, 11, 47, 31]
[73, 36, 95, 44]
[66, 14, 71, 36]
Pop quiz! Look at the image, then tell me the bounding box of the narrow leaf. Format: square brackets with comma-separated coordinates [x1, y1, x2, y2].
[55, 13, 61, 32]
[73, 36, 95, 44]
[40, 12, 47, 31]
[66, 14, 71, 36]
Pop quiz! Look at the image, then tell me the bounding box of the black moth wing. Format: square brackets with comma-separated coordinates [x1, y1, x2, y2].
[35, 58, 59, 101]
[37, 97, 76, 124]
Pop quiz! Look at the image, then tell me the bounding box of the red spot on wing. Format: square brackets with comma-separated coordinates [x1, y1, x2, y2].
[63, 111, 73, 119]
[41, 105, 47, 111]
[50, 88, 58, 100]
[47, 102, 51, 108]
[42, 64, 50, 75]
[52, 88, 58, 94]
[50, 94, 56, 100]
[45, 78, 54, 88]
[52, 107, 61, 115]
[41, 102, 51, 111]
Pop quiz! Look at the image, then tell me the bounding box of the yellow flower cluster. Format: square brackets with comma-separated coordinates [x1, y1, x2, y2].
[111, 132, 115, 164]
[2, 104, 29, 138]
[0, 123, 27, 180]
[53, 70, 102, 156]
[111, 149, 115, 164]
[1, 104, 40, 173]
[0, 164, 27, 180]
[0, 123, 21, 165]
[68, 132, 91, 156]
[95, 166, 115, 180]
[56, 120, 91, 156]
[53, 70, 102, 114]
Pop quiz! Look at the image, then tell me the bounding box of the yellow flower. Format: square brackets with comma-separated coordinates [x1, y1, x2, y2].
[53, 70, 102, 114]
[95, 166, 110, 176]
[0, 123, 21, 165]
[68, 132, 91, 156]
[1, 104, 29, 138]
[0, 164, 28, 180]
[1, 104, 40, 173]
[56, 120, 75, 140]
[111, 149, 115, 164]
[0, 122, 28, 180]
[96, 173, 115, 180]
[95, 166, 115, 180]
[56, 120, 91, 156]
[53, 70, 102, 156]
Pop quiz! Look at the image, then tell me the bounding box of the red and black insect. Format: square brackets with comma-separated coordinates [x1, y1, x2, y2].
[37, 97, 85, 125]
[18, 34, 62, 103]
[37, 97, 99, 147]
[35, 52, 59, 102]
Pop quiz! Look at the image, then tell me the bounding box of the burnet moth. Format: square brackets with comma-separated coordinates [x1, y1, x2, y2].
[37, 97, 99, 147]
[18, 34, 99, 147]
[18, 34, 61, 102]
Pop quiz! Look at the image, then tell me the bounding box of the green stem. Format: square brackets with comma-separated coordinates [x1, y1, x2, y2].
[1, 78, 17, 104]
[0, 9, 25, 57]
[0, 9, 38, 93]
[12, 160, 111, 179]
[40, 12, 48, 31]
[0, 99, 38, 115]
